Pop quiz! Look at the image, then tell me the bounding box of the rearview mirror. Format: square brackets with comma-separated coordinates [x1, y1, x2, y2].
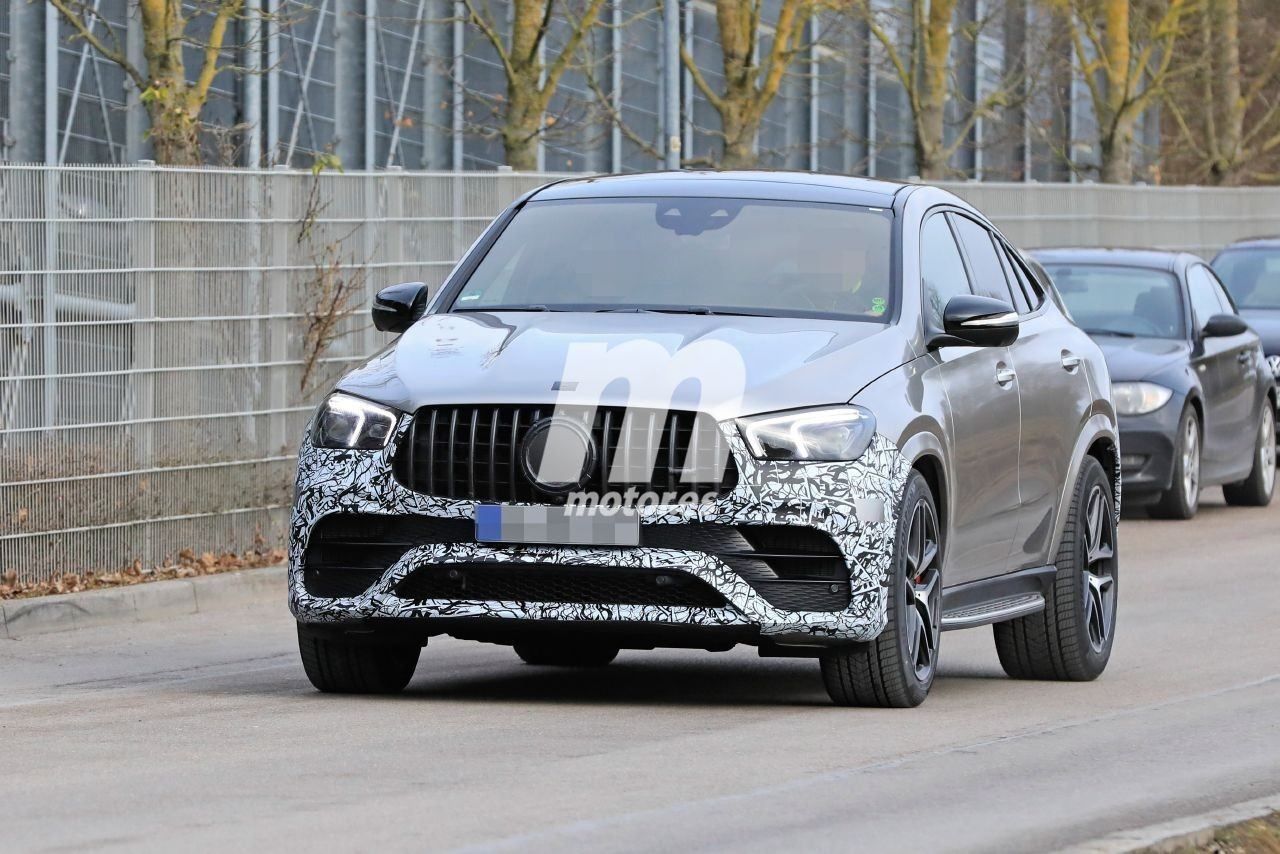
[372, 281, 430, 333]
[1201, 313, 1249, 338]
[931, 294, 1020, 348]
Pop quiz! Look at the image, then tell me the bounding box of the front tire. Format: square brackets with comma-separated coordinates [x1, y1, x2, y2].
[819, 470, 942, 708]
[1150, 406, 1200, 520]
[994, 456, 1117, 681]
[1223, 403, 1277, 507]
[297, 624, 421, 694]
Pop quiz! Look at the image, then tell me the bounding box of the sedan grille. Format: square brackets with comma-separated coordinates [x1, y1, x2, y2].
[392, 405, 738, 502]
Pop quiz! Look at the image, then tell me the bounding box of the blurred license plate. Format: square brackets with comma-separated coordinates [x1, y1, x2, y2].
[474, 505, 639, 547]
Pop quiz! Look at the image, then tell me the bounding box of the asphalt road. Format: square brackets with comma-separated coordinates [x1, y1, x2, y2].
[3, 489, 1279, 853]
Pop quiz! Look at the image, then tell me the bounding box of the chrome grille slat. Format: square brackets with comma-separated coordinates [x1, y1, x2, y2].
[394, 405, 738, 501]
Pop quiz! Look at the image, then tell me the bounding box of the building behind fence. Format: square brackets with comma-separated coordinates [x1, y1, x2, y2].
[2, 165, 1279, 587]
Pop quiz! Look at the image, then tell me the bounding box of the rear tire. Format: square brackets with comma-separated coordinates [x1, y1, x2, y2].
[514, 640, 619, 667]
[297, 624, 421, 694]
[1150, 407, 1200, 520]
[1223, 403, 1276, 507]
[819, 470, 942, 708]
[994, 456, 1117, 681]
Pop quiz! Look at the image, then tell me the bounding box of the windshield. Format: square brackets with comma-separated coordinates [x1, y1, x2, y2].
[450, 197, 895, 321]
[1213, 249, 1280, 309]
[1044, 263, 1185, 339]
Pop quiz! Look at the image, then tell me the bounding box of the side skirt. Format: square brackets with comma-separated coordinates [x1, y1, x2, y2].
[940, 565, 1057, 632]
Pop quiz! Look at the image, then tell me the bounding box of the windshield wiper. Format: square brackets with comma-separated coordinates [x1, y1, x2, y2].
[594, 306, 764, 317]
[453, 304, 557, 312]
[1081, 328, 1138, 338]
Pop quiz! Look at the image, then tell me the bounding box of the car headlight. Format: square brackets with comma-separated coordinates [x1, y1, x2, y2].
[1112, 382, 1174, 416]
[311, 393, 398, 450]
[738, 406, 877, 461]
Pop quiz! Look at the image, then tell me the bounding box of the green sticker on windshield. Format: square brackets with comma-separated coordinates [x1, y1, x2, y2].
[870, 297, 887, 316]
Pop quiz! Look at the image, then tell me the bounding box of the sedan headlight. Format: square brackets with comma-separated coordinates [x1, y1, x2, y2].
[738, 406, 877, 461]
[311, 393, 398, 450]
[1112, 382, 1174, 416]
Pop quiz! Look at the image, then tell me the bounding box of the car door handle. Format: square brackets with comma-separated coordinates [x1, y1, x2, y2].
[995, 367, 1017, 387]
[1061, 352, 1082, 371]
[1237, 352, 1252, 365]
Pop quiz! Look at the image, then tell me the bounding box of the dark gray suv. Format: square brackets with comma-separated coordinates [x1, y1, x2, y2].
[291, 172, 1119, 707]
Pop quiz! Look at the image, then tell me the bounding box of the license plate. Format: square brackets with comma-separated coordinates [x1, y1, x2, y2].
[474, 505, 640, 547]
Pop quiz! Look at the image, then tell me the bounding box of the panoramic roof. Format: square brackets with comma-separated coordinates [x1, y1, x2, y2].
[532, 170, 908, 207]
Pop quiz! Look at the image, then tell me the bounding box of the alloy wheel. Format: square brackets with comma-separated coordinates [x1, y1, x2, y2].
[1082, 484, 1117, 654]
[1182, 416, 1201, 512]
[1260, 409, 1277, 497]
[902, 498, 942, 682]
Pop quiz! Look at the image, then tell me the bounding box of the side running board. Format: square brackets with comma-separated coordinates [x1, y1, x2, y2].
[940, 565, 1056, 632]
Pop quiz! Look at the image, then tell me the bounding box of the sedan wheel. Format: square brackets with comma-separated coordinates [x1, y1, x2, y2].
[1224, 404, 1277, 507]
[1151, 408, 1200, 519]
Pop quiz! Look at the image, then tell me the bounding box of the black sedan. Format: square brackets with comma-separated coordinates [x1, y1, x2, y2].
[1033, 248, 1276, 519]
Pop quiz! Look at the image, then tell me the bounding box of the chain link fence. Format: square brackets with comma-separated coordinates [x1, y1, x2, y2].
[2, 166, 1278, 587]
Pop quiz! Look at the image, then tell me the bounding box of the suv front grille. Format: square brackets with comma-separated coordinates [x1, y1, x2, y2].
[392, 405, 738, 502]
[302, 514, 847, 611]
[394, 564, 728, 608]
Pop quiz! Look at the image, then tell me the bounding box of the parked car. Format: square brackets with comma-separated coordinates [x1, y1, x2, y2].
[1211, 237, 1280, 441]
[1033, 248, 1276, 519]
[292, 172, 1121, 707]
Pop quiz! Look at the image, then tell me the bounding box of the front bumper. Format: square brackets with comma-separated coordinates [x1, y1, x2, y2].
[289, 418, 911, 645]
[1117, 398, 1185, 497]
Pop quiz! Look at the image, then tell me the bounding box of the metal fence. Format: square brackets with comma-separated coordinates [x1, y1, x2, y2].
[2, 165, 1279, 587]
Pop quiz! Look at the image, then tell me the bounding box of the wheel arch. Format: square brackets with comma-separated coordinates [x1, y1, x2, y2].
[1049, 414, 1122, 560]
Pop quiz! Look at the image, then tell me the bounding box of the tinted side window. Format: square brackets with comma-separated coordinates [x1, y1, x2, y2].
[1205, 267, 1238, 314]
[951, 215, 1018, 307]
[920, 214, 972, 328]
[994, 244, 1032, 313]
[1008, 252, 1045, 310]
[1187, 265, 1227, 329]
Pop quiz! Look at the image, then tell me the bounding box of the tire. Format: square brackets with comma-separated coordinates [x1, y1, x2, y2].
[514, 640, 619, 667]
[1150, 406, 1200, 520]
[994, 456, 1118, 681]
[1223, 403, 1277, 507]
[819, 470, 942, 708]
[297, 624, 421, 694]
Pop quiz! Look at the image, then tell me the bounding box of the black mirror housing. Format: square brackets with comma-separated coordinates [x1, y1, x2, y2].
[931, 294, 1020, 349]
[372, 281, 430, 333]
[1201, 313, 1249, 338]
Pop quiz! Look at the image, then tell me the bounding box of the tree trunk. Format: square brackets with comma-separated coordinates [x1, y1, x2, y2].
[1207, 0, 1244, 184]
[502, 77, 543, 171]
[1099, 120, 1136, 183]
[914, 100, 948, 179]
[146, 100, 203, 166]
[719, 102, 758, 169]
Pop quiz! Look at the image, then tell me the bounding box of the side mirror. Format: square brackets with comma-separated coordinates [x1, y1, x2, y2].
[372, 281, 430, 333]
[1201, 313, 1249, 338]
[931, 294, 1020, 348]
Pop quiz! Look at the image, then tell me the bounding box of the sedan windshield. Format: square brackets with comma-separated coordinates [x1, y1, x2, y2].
[1213, 249, 1280, 309]
[450, 197, 895, 321]
[1044, 263, 1185, 339]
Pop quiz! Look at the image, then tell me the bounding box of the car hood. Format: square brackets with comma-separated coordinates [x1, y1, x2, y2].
[1094, 335, 1190, 382]
[1241, 309, 1280, 356]
[336, 311, 913, 420]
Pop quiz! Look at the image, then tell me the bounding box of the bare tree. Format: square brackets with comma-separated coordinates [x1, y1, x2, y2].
[847, 0, 1027, 180]
[1164, 0, 1280, 184]
[679, 0, 818, 169]
[463, 0, 610, 170]
[48, 0, 253, 165]
[1050, 0, 1198, 183]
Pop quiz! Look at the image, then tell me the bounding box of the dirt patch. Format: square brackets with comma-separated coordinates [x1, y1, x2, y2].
[1150, 811, 1280, 853]
[0, 545, 286, 600]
